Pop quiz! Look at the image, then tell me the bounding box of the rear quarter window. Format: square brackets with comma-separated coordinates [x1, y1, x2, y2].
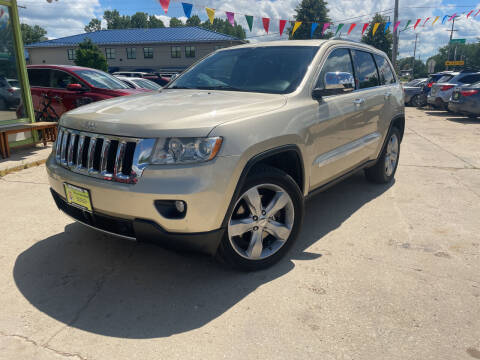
[373, 54, 396, 85]
[352, 50, 380, 89]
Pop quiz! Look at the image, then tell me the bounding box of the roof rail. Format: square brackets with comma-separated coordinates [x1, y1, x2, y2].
[459, 68, 480, 73]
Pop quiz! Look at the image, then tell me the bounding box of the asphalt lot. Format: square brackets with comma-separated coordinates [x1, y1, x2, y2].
[0, 107, 479, 360]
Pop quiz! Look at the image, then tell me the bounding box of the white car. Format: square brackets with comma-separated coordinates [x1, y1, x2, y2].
[114, 76, 162, 91]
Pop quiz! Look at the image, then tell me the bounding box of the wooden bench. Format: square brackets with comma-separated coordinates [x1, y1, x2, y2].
[0, 122, 58, 159]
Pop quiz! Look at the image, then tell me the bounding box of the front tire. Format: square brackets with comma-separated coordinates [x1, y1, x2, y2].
[216, 166, 304, 271]
[365, 127, 401, 184]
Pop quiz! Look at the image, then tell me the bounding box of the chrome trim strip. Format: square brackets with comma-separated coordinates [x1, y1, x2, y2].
[314, 132, 381, 168]
[64, 213, 137, 241]
[76, 135, 85, 169]
[60, 130, 69, 166]
[55, 129, 64, 160]
[100, 139, 112, 180]
[67, 133, 76, 167]
[87, 137, 97, 172]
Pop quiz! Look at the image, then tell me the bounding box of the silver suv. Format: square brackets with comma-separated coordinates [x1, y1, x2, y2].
[47, 40, 404, 271]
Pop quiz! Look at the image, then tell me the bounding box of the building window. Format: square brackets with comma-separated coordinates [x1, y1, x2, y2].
[126, 48, 136, 59]
[105, 48, 115, 59]
[185, 46, 196, 58]
[171, 46, 181, 58]
[143, 47, 153, 59]
[67, 49, 76, 60]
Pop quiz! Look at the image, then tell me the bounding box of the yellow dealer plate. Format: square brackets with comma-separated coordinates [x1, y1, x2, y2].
[64, 183, 93, 212]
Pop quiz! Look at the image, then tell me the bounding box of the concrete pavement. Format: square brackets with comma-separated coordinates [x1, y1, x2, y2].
[0, 107, 479, 360]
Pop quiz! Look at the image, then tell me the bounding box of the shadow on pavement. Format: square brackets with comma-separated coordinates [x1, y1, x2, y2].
[13, 172, 392, 338]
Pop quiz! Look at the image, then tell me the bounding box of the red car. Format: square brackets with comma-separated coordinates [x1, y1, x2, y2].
[27, 65, 148, 122]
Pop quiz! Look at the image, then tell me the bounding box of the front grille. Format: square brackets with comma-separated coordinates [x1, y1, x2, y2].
[55, 126, 155, 184]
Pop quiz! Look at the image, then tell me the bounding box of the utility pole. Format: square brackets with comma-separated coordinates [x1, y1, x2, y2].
[392, 0, 399, 69]
[446, 16, 458, 69]
[412, 33, 418, 78]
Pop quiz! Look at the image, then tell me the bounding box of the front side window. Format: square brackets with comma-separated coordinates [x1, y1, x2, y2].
[168, 46, 319, 94]
[352, 50, 380, 89]
[126, 48, 136, 59]
[171, 46, 181, 58]
[185, 46, 196, 58]
[374, 54, 396, 85]
[316, 48, 355, 89]
[67, 49, 76, 61]
[105, 48, 115, 59]
[73, 69, 129, 89]
[143, 47, 153, 59]
[51, 70, 80, 89]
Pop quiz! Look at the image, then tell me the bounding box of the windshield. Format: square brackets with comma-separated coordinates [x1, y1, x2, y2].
[132, 78, 161, 90]
[168, 46, 319, 94]
[73, 69, 130, 89]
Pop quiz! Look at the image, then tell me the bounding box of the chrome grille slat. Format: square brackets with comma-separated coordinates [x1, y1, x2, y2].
[55, 126, 153, 184]
[67, 133, 76, 167]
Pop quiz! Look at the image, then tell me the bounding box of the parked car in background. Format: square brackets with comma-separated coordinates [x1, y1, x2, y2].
[403, 78, 428, 107]
[27, 65, 146, 121]
[112, 71, 170, 86]
[428, 71, 480, 110]
[448, 81, 480, 118]
[114, 76, 162, 91]
[0, 77, 21, 110]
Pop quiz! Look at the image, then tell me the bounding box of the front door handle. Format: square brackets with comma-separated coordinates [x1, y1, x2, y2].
[353, 98, 365, 105]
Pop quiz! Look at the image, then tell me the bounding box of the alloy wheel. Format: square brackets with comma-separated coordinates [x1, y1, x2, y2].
[228, 183, 295, 260]
[385, 133, 399, 177]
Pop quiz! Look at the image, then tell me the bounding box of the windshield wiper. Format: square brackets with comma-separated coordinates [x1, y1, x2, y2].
[168, 86, 193, 89]
[196, 85, 246, 91]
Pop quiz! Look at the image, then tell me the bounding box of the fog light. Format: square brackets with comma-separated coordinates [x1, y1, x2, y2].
[175, 200, 186, 213]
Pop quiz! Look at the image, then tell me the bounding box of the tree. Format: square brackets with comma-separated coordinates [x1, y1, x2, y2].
[148, 15, 165, 28]
[169, 17, 184, 27]
[200, 18, 246, 40]
[131, 12, 149, 28]
[397, 57, 428, 78]
[361, 14, 393, 59]
[74, 39, 108, 72]
[20, 24, 47, 44]
[186, 15, 201, 27]
[103, 10, 131, 29]
[427, 42, 480, 73]
[289, 0, 331, 40]
[84, 19, 102, 32]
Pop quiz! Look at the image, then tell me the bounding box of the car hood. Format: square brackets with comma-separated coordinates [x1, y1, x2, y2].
[60, 89, 287, 138]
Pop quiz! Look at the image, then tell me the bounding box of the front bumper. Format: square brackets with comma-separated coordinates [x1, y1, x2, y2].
[50, 189, 224, 254]
[46, 153, 241, 235]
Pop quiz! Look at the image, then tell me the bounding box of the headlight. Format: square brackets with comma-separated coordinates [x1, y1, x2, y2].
[151, 137, 223, 164]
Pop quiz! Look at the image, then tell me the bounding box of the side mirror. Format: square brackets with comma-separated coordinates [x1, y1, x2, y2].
[66, 83, 84, 91]
[312, 72, 355, 100]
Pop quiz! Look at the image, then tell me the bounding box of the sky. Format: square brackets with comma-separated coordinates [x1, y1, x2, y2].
[16, 0, 480, 61]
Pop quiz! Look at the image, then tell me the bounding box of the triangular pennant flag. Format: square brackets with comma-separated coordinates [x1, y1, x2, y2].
[413, 19, 421, 30]
[181, 3, 192, 18]
[226, 11, 234, 26]
[206, 8, 215, 24]
[362, 23, 369, 35]
[321, 22, 330, 35]
[442, 15, 449, 24]
[432, 16, 440, 25]
[384, 22, 391, 33]
[335, 23, 344, 36]
[279, 20, 287, 36]
[347, 23, 356, 35]
[311, 23, 318, 38]
[245, 15, 253, 31]
[423, 17, 430, 26]
[372, 23, 380, 35]
[159, 0, 170, 14]
[404, 19, 412, 29]
[262, 18, 270, 33]
[467, 10, 474, 18]
[475, 10, 480, 17]
[393, 21, 401, 32]
[448, 13, 457, 21]
[292, 21, 302, 36]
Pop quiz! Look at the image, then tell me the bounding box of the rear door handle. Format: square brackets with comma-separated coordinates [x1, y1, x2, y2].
[353, 98, 365, 105]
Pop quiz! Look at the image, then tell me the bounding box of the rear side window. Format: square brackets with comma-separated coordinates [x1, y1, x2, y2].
[352, 50, 379, 89]
[316, 48, 355, 89]
[373, 54, 396, 85]
[28, 68, 51, 87]
[458, 74, 480, 84]
[438, 75, 454, 83]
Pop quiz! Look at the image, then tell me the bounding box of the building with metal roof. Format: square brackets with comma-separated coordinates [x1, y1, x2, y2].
[25, 27, 244, 73]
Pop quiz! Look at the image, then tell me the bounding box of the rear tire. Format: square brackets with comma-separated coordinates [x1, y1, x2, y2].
[410, 95, 420, 107]
[365, 127, 401, 184]
[216, 165, 304, 271]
